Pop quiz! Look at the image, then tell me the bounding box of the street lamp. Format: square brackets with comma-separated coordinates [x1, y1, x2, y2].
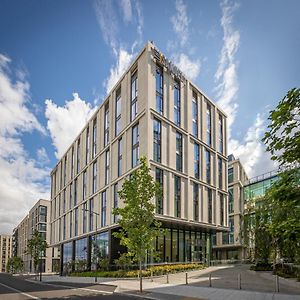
[82, 208, 100, 283]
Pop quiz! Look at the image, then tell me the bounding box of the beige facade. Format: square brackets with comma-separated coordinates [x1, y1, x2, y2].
[13, 199, 59, 273]
[0, 235, 12, 272]
[50, 42, 228, 269]
[213, 154, 248, 260]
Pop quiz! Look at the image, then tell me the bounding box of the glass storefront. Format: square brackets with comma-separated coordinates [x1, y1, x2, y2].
[62, 241, 73, 274]
[91, 232, 109, 269]
[74, 237, 88, 271]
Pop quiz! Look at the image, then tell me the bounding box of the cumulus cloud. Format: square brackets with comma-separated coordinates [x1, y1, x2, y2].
[45, 93, 97, 159]
[174, 53, 201, 81]
[0, 54, 50, 234]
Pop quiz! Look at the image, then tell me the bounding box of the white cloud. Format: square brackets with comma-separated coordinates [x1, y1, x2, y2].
[174, 53, 201, 81]
[120, 0, 132, 23]
[0, 54, 50, 234]
[45, 93, 97, 159]
[37, 147, 50, 165]
[104, 48, 135, 95]
[171, 0, 190, 47]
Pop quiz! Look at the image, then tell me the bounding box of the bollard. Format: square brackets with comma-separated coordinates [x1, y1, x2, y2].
[209, 273, 212, 287]
[166, 273, 169, 284]
[275, 275, 279, 293]
[151, 270, 153, 282]
[185, 272, 188, 285]
[238, 273, 241, 290]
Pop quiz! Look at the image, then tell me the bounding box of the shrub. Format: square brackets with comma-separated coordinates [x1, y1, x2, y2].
[250, 262, 273, 271]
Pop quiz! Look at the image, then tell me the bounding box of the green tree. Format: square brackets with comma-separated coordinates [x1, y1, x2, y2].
[6, 256, 24, 274]
[113, 156, 163, 293]
[262, 87, 300, 166]
[26, 230, 48, 277]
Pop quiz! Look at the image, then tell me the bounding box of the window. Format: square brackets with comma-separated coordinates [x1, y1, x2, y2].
[153, 118, 161, 163]
[174, 175, 181, 217]
[218, 157, 223, 189]
[192, 92, 198, 137]
[174, 82, 180, 126]
[118, 138, 122, 176]
[104, 103, 109, 146]
[92, 118, 97, 158]
[86, 127, 89, 165]
[229, 217, 234, 244]
[115, 88, 121, 136]
[207, 188, 212, 223]
[83, 202, 87, 234]
[206, 104, 212, 146]
[113, 184, 118, 223]
[93, 161, 97, 193]
[38, 223, 47, 231]
[105, 150, 109, 185]
[89, 198, 94, 231]
[74, 208, 78, 236]
[69, 212, 72, 238]
[156, 65, 163, 114]
[83, 171, 87, 200]
[74, 178, 77, 206]
[220, 193, 224, 226]
[63, 215, 66, 240]
[155, 168, 163, 214]
[218, 114, 223, 153]
[194, 143, 200, 179]
[101, 191, 107, 227]
[229, 188, 234, 213]
[193, 183, 199, 221]
[63, 189, 66, 213]
[205, 150, 211, 184]
[63, 156, 67, 186]
[131, 71, 138, 120]
[77, 138, 80, 173]
[228, 167, 234, 183]
[176, 132, 183, 172]
[132, 124, 139, 167]
[71, 147, 74, 178]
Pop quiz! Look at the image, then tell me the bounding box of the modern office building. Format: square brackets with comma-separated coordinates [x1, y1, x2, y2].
[0, 235, 12, 272]
[49, 41, 228, 273]
[13, 199, 60, 273]
[213, 154, 248, 260]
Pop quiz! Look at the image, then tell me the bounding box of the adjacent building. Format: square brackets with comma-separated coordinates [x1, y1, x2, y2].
[49, 41, 228, 273]
[13, 199, 59, 273]
[0, 235, 12, 272]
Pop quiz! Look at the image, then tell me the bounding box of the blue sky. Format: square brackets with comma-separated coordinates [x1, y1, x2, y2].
[0, 0, 299, 233]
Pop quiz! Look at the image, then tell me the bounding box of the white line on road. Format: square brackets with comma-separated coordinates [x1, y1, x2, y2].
[0, 282, 40, 299]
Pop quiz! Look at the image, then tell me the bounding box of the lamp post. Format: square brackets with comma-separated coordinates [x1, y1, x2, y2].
[82, 208, 100, 283]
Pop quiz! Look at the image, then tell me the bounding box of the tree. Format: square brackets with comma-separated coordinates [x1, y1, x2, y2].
[26, 230, 48, 278]
[262, 88, 300, 166]
[6, 256, 24, 274]
[112, 156, 163, 293]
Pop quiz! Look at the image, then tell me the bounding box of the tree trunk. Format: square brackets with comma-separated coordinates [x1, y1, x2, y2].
[139, 259, 142, 293]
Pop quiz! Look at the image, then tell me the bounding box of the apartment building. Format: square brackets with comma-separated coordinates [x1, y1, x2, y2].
[213, 154, 248, 260]
[50, 41, 228, 273]
[0, 235, 12, 272]
[13, 199, 59, 273]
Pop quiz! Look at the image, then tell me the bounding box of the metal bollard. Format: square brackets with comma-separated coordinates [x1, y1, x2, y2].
[209, 273, 212, 287]
[275, 275, 279, 293]
[238, 273, 241, 289]
[166, 273, 169, 284]
[185, 272, 188, 285]
[151, 270, 153, 282]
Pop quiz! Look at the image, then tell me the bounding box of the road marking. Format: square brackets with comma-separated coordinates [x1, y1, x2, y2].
[0, 282, 40, 299]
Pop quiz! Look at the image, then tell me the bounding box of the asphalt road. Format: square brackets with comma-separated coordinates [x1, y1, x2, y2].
[0, 273, 139, 300]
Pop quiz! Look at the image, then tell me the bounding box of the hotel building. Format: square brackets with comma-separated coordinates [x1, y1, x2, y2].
[0, 235, 12, 272]
[49, 41, 228, 273]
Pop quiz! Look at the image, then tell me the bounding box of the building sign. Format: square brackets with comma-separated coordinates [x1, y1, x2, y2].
[151, 47, 185, 81]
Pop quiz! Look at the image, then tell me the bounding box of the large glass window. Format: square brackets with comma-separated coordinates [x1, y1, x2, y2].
[118, 138, 122, 176]
[92, 232, 109, 268]
[71, 147, 74, 178]
[89, 198, 94, 231]
[229, 217, 234, 244]
[104, 103, 109, 146]
[193, 183, 199, 221]
[156, 66, 163, 114]
[192, 92, 198, 137]
[115, 88, 121, 136]
[74, 178, 77, 206]
[132, 124, 139, 167]
[93, 161, 97, 193]
[92, 118, 97, 158]
[179, 230, 184, 262]
[63, 156, 67, 187]
[176, 131, 183, 172]
[207, 188, 212, 223]
[101, 191, 107, 227]
[62, 242, 73, 273]
[86, 127, 89, 165]
[172, 229, 179, 262]
[206, 104, 212, 146]
[153, 118, 161, 163]
[83, 171, 87, 200]
[218, 114, 223, 153]
[63, 215, 66, 240]
[77, 138, 80, 173]
[228, 167, 234, 183]
[82, 202, 87, 233]
[75, 237, 88, 270]
[229, 188, 234, 213]
[131, 71, 138, 120]
[165, 229, 171, 262]
[69, 183, 73, 210]
[155, 168, 163, 214]
[174, 82, 181, 126]
[74, 207, 78, 236]
[194, 143, 200, 179]
[174, 175, 181, 217]
[220, 193, 224, 226]
[206, 150, 211, 184]
[69, 212, 72, 238]
[63, 189, 66, 213]
[218, 157, 223, 189]
[113, 184, 119, 223]
[105, 150, 109, 185]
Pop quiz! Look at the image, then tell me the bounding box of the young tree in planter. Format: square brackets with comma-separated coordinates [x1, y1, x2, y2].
[113, 156, 163, 293]
[26, 230, 48, 280]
